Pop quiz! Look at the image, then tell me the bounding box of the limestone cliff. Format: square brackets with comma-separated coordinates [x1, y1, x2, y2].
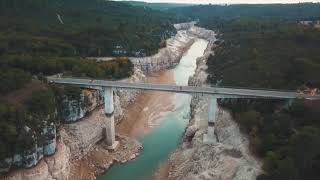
[174, 21, 197, 31]
[60, 89, 103, 123]
[130, 29, 196, 73]
[2, 139, 71, 180]
[166, 31, 262, 180]
[60, 67, 146, 159]
[0, 122, 57, 176]
[0, 67, 145, 179]
[129, 22, 216, 74]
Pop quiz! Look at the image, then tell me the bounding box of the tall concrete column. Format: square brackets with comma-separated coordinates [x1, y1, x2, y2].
[208, 96, 217, 126]
[103, 87, 118, 150]
[104, 116, 118, 150]
[204, 95, 218, 144]
[103, 87, 114, 116]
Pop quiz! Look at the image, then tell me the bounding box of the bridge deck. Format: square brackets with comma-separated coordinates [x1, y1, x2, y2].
[49, 78, 320, 100]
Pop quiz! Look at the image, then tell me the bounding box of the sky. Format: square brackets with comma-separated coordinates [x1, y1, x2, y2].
[117, 0, 320, 4]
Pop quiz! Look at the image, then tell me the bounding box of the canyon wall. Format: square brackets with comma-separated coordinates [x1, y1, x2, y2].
[1, 67, 145, 180]
[61, 67, 145, 159]
[174, 21, 197, 30]
[130, 30, 195, 73]
[130, 22, 216, 74]
[167, 31, 262, 180]
[3, 139, 71, 180]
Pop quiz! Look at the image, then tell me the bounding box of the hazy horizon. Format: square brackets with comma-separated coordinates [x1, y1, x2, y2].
[116, 0, 320, 4]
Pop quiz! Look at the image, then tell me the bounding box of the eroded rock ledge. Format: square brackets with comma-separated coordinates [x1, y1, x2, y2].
[166, 29, 262, 180]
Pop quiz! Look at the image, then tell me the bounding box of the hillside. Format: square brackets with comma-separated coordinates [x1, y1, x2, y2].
[0, 0, 181, 93]
[121, 1, 193, 10]
[0, 0, 178, 57]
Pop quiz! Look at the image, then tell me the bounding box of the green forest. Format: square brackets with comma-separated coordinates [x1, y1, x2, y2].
[122, 1, 193, 11]
[173, 3, 320, 180]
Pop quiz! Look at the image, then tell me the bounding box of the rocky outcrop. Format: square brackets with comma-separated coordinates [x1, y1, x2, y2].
[60, 89, 103, 123]
[130, 29, 196, 73]
[130, 23, 217, 74]
[2, 139, 71, 180]
[166, 31, 262, 180]
[174, 21, 197, 30]
[1, 67, 145, 179]
[187, 26, 216, 41]
[0, 123, 57, 176]
[61, 107, 111, 160]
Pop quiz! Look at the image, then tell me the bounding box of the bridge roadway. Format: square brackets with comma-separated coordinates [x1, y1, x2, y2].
[49, 78, 320, 100]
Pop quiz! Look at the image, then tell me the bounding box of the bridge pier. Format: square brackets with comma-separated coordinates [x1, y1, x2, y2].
[208, 96, 217, 126]
[204, 95, 218, 144]
[103, 87, 114, 116]
[103, 87, 118, 150]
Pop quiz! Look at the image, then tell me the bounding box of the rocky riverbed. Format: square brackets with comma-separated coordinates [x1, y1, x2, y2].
[156, 32, 262, 180]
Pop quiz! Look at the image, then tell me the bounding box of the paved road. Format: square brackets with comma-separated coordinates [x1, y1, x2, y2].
[49, 78, 320, 100]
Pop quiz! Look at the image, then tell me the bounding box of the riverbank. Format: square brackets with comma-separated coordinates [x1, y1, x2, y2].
[116, 69, 175, 136]
[155, 33, 262, 180]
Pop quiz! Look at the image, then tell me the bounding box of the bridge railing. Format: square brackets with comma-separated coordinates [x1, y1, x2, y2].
[208, 84, 297, 93]
[49, 76, 298, 93]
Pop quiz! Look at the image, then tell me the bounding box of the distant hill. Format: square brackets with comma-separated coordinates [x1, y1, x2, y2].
[122, 1, 193, 10]
[0, 0, 179, 57]
[171, 3, 320, 22]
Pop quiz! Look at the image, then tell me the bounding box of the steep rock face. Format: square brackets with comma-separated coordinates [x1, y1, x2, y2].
[187, 26, 216, 41]
[60, 89, 103, 123]
[129, 23, 217, 74]
[2, 139, 71, 180]
[1, 67, 146, 179]
[130, 29, 196, 73]
[167, 31, 262, 180]
[174, 21, 197, 30]
[61, 68, 146, 160]
[61, 107, 112, 160]
[0, 123, 57, 176]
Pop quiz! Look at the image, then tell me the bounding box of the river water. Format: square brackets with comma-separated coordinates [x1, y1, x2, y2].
[98, 39, 208, 180]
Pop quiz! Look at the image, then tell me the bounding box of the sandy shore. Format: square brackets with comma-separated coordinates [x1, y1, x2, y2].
[117, 69, 176, 137]
[69, 134, 142, 180]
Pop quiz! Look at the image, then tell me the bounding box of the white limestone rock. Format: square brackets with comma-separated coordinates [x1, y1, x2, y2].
[167, 30, 261, 180]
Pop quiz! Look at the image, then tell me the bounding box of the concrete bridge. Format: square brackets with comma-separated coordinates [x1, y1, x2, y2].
[49, 77, 320, 147]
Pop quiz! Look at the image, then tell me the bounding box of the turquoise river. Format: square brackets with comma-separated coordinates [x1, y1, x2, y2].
[98, 39, 208, 180]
